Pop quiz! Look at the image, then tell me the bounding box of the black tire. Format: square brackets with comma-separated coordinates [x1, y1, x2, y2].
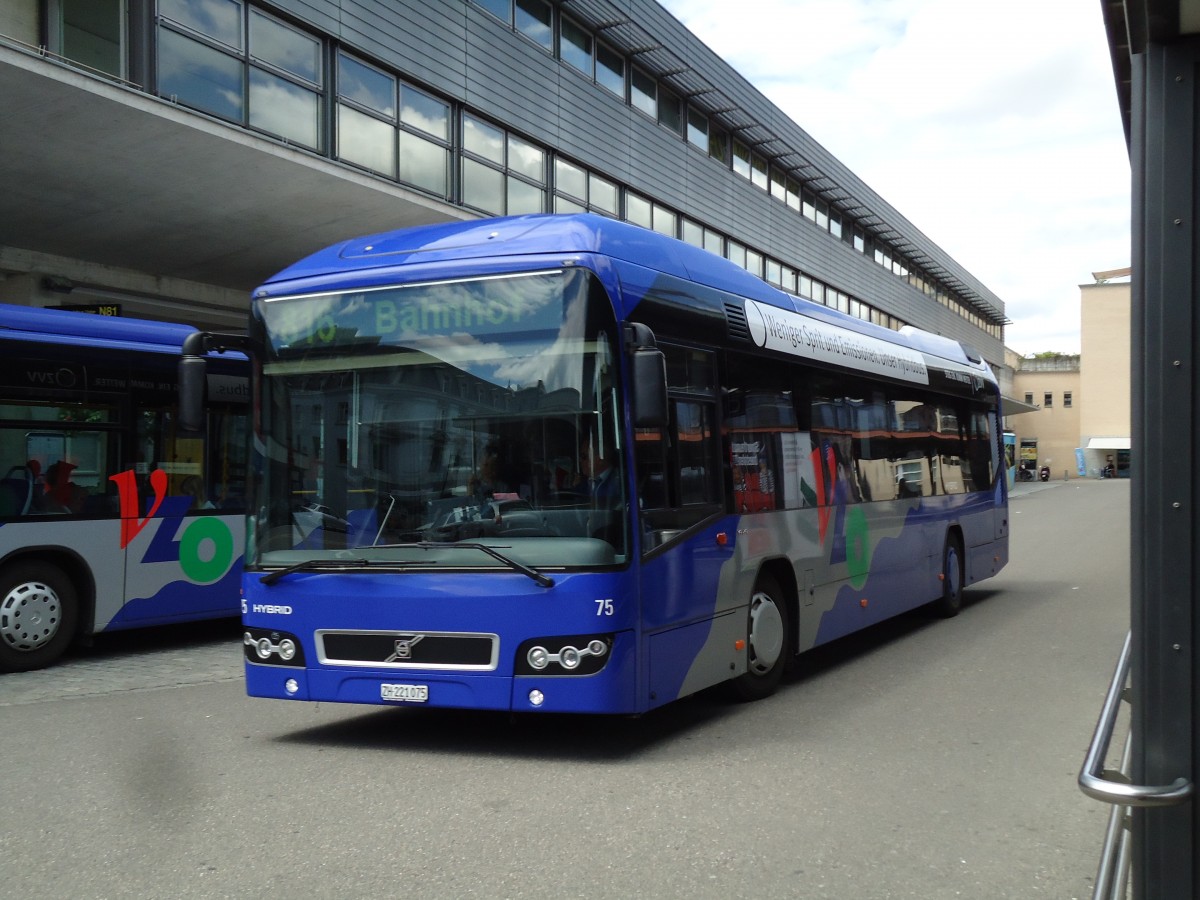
[932, 535, 964, 618]
[730, 573, 790, 701]
[0, 562, 79, 672]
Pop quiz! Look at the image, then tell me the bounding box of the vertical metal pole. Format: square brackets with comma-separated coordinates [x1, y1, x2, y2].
[1130, 37, 1199, 900]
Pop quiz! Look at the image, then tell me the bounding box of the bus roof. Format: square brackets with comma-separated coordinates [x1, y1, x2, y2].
[0, 302, 243, 359]
[259, 214, 988, 372]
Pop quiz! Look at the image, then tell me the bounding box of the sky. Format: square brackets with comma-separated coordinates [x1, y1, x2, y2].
[656, 0, 1131, 357]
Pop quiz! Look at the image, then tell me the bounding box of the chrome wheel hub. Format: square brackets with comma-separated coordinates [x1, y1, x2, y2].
[0, 580, 62, 651]
[748, 590, 784, 674]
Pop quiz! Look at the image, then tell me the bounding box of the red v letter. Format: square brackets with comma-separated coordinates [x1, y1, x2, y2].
[109, 469, 168, 549]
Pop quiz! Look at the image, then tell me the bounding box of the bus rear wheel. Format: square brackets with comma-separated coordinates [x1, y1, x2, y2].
[730, 573, 790, 701]
[0, 562, 78, 672]
[932, 535, 964, 618]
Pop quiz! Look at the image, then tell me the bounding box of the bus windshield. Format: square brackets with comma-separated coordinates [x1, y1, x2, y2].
[251, 266, 629, 569]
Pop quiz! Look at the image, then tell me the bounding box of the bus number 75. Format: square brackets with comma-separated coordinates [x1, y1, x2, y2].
[595, 598, 613, 616]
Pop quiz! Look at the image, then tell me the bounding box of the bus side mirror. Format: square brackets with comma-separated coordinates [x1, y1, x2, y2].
[632, 348, 667, 428]
[178, 330, 259, 432]
[178, 354, 208, 433]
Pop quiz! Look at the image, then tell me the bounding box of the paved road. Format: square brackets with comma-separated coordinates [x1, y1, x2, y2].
[0, 479, 1129, 899]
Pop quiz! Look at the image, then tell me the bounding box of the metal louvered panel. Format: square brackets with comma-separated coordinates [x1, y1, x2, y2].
[724, 301, 751, 342]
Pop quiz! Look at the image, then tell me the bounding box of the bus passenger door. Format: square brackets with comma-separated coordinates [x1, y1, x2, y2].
[634, 357, 733, 705]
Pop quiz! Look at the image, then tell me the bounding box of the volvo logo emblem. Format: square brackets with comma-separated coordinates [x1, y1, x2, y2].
[386, 634, 425, 662]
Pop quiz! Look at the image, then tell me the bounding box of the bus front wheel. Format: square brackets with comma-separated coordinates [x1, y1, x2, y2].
[730, 573, 790, 701]
[0, 562, 78, 672]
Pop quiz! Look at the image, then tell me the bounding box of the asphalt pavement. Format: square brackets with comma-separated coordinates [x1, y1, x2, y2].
[0, 477, 1130, 899]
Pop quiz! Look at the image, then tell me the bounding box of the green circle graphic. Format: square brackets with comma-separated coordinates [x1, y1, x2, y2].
[846, 506, 872, 589]
[180, 518, 235, 584]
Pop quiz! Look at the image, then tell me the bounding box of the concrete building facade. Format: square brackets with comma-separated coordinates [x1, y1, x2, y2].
[0, 0, 1007, 369]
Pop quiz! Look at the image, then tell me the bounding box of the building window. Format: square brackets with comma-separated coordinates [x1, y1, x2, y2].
[708, 125, 728, 163]
[552, 158, 586, 213]
[248, 10, 323, 149]
[770, 168, 786, 202]
[652, 202, 678, 237]
[476, 0, 512, 23]
[158, 2, 325, 151]
[625, 192, 652, 229]
[57, 0, 125, 78]
[765, 259, 781, 286]
[750, 154, 768, 190]
[686, 108, 708, 150]
[559, 16, 592, 76]
[158, 0, 246, 119]
[460, 116, 504, 213]
[398, 85, 451, 195]
[785, 177, 801, 212]
[658, 87, 683, 135]
[589, 172, 619, 216]
[703, 227, 723, 256]
[515, 0, 552, 49]
[1044, 392, 1053, 408]
[744, 247, 763, 278]
[682, 221, 723, 255]
[335, 52, 449, 196]
[829, 211, 843, 239]
[1064, 391, 1073, 408]
[732, 141, 751, 179]
[463, 114, 545, 214]
[814, 198, 829, 230]
[631, 67, 656, 118]
[596, 42, 624, 97]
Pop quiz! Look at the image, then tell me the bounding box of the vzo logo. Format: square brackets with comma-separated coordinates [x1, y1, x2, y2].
[109, 469, 235, 584]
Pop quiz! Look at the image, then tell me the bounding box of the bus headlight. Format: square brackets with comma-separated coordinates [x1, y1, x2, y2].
[243, 627, 305, 667]
[515, 634, 613, 676]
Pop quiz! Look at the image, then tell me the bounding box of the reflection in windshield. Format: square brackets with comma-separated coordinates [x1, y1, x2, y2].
[250, 268, 627, 568]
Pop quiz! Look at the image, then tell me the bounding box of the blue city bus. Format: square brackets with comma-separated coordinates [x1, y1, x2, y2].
[0, 304, 247, 671]
[182, 214, 1008, 714]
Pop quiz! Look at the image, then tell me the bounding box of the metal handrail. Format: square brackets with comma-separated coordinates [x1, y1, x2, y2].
[1090, 730, 1133, 900]
[1078, 631, 1193, 806]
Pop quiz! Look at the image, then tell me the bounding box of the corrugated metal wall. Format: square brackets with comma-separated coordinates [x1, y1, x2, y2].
[266, 0, 1004, 361]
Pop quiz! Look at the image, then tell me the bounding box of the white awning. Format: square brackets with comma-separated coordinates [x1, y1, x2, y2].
[1086, 437, 1131, 450]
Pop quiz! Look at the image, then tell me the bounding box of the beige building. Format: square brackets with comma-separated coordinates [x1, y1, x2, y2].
[1011, 354, 1082, 480]
[1079, 278, 1132, 477]
[1007, 272, 1131, 481]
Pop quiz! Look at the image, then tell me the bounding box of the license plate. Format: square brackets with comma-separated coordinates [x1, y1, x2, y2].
[380, 683, 429, 703]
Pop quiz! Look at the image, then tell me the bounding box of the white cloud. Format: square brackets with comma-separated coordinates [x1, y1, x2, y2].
[658, 0, 1130, 356]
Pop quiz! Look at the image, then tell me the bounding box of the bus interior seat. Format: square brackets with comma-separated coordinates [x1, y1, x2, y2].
[0, 467, 34, 516]
[0, 478, 30, 516]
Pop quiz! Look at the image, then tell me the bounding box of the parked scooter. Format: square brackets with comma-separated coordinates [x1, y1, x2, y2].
[1038, 466, 1050, 482]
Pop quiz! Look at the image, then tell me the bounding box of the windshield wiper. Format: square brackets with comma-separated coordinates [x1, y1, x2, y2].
[372, 541, 556, 588]
[259, 557, 441, 586]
